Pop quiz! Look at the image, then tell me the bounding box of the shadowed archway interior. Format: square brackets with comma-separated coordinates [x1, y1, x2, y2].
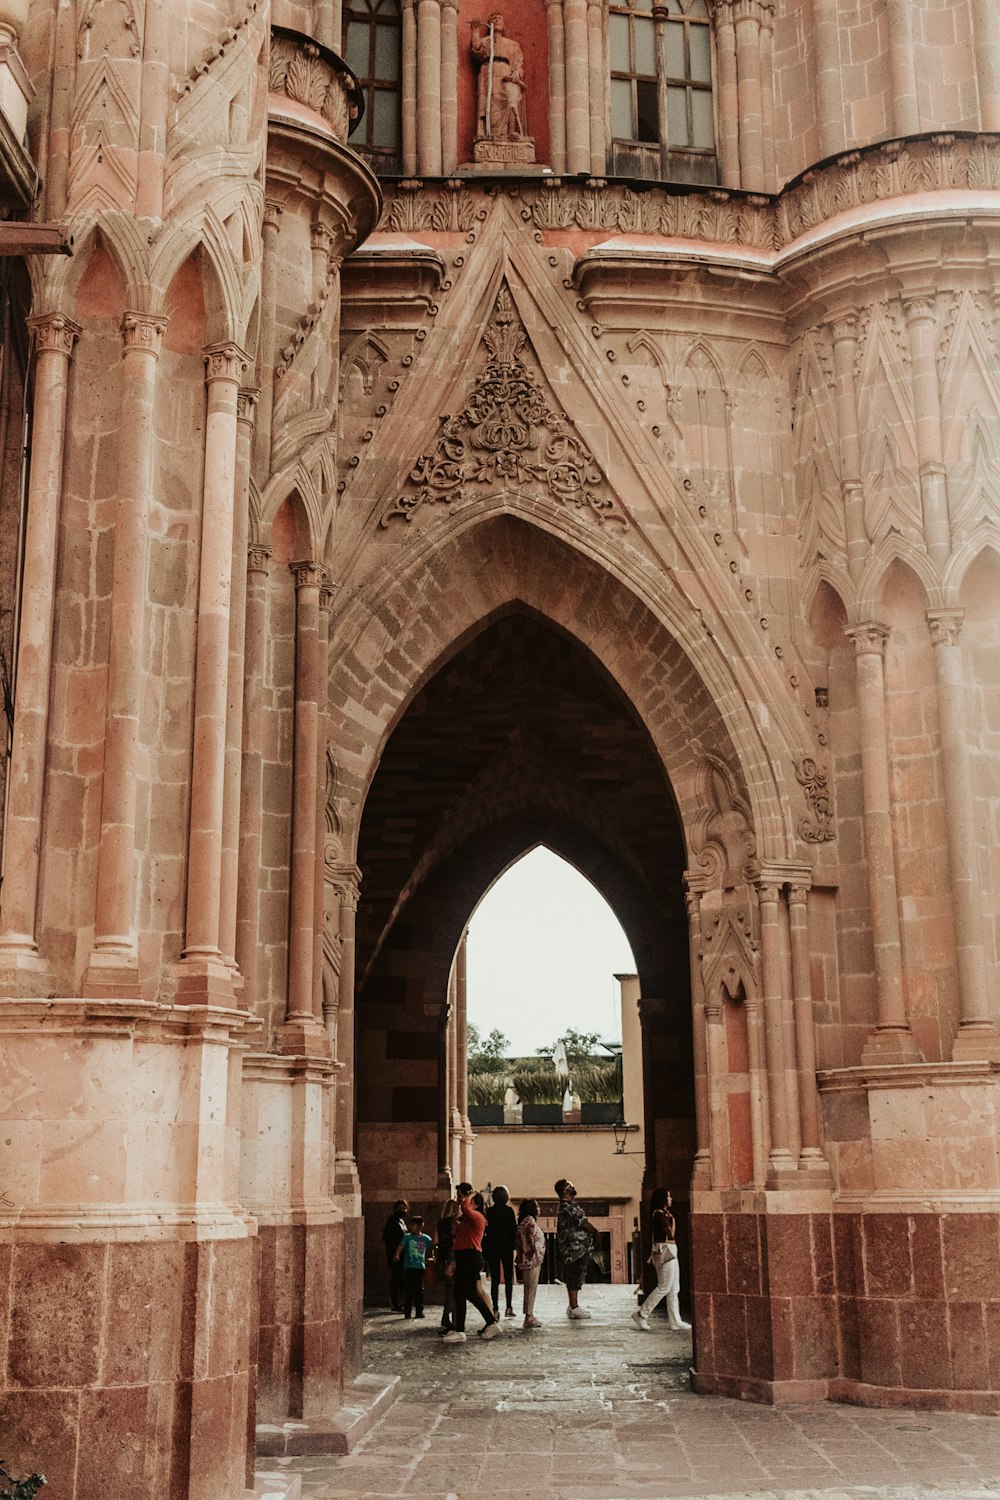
[353, 608, 697, 1297]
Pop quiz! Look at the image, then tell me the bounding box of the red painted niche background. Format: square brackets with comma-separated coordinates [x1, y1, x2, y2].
[456, 1, 551, 166]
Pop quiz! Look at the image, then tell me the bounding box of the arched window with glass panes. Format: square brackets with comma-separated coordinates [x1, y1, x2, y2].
[609, 0, 716, 184]
[343, 0, 401, 172]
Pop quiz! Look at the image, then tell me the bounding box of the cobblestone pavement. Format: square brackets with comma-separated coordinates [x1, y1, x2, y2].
[278, 1285, 1000, 1500]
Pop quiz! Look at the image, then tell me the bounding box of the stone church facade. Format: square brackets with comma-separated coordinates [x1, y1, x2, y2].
[1, 0, 1000, 1494]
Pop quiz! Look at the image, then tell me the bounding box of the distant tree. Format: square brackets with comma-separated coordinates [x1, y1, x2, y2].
[467, 1023, 511, 1074]
[536, 1028, 608, 1064]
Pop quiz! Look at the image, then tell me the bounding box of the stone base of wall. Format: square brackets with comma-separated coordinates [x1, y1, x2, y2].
[691, 1200, 1000, 1412]
[256, 1218, 345, 1424]
[0, 1233, 255, 1500]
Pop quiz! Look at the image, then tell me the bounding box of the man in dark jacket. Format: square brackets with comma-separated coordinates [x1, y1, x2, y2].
[484, 1184, 518, 1318]
[382, 1199, 408, 1311]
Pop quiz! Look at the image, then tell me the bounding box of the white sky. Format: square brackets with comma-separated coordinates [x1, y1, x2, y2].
[465, 846, 636, 1057]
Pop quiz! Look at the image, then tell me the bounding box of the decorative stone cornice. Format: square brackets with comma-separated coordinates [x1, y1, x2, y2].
[29, 312, 81, 357]
[290, 559, 325, 590]
[926, 607, 964, 647]
[122, 311, 167, 356]
[793, 756, 835, 844]
[204, 342, 250, 384]
[845, 620, 889, 656]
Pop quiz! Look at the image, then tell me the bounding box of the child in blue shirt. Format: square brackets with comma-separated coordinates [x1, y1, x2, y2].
[395, 1215, 434, 1318]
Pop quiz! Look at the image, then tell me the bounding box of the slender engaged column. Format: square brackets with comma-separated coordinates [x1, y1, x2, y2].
[312, 582, 335, 1022]
[927, 610, 1000, 1060]
[416, 0, 443, 176]
[136, 0, 169, 218]
[447, 964, 461, 1140]
[0, 313, 79, 987]
[401, 0, 418, 174]
[455, 929, 474, 1179]
[686, 889, 712, 1185]
[703, 995, 729, 1186]
[713, 0, 740, 188]
[283, 560, 324, 1035]
[846, 621, 922, 1062]
[219, 388, 257, 978]
[440, 0, 458, 172]
[787, 884, 827, 1169]
[83, 311, 166, 997]
[734, 0, 765, 190]
[745, 994, 769, 1186]
[333, 865, 362, 1201]
[757, 882, 796, 1183]
[564, 0, 590, 174]
[585, 0, 605, 173]
[546, 0, 567, 173]
[901, 291, 951, 569]
[637, 996, 666, 1194]
[235, 545, 270, 1010]
[885, 0, 919, 136]
[828, 315, 868, 582]
[437, 1002, 452, 1189]
[759, 5, 776, 192]
[972, 0, 1000, 130]
[812, 0, 844, 156]
[254, 201, 282, 484]
[177, 342, 248, 1003]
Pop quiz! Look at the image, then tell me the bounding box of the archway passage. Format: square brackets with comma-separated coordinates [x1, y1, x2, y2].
[354, 607, 696, 1298]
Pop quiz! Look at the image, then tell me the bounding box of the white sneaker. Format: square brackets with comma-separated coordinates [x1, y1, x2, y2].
[631, 1311, 650, 1331]
[567, 1305, 591, 1319]
[669, 1320, 692, 1331]
[480, 1321, 502, 1340]
[441, 1331, 466, 1343]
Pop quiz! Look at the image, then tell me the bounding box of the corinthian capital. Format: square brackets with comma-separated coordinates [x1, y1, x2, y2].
[122, 311, 168, 356]
[29, 311, 81, 357]
[204, 342, 250, 384]
[926, 607, 964, 648]
[845, 620, 889, 656]
[290, 558, 325, 591]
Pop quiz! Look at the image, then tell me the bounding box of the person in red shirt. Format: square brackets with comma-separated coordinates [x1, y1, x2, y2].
[441, 1183, 502, 1343]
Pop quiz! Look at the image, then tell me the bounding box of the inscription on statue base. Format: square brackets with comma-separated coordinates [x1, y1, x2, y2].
[472, 135, 536, 165]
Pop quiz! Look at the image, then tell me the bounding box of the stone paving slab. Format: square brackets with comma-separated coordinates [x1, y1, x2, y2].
[258, 1286, 1000, 1500]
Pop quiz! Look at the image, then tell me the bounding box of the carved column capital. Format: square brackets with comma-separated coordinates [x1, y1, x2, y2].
[319, 580, 339, 614]
[29, 311, 81, 357]
[327, 862, 362, 905]
[290, 559, 325, 591]
[827, 312, 859, 345]
[845, 619, 890, 656]
[121, 310, 167, 357]
[755, 880, 782, 906]
[236, 386, 260, 428]
[787, 883, 810, 910]
[263, 199, 284, 233]
[247, 543, 272, 575]
[926, 607, 964, 647]
[311, 220, 335, 254]
[901, 289, 937, 324]
[204, 342, 250, 385]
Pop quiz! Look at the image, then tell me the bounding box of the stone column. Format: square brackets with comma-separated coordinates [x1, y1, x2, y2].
[828, 314, 868, 583]
[254, 200, 282, 484]
[733, 0, 766, 190]
[901, 291, 951, 570]
[927, 609, 1000, 1061]
[845, 621, 922, 1063]
[333, 865, 362, 1202]
[84, 310, 166, 998]
[637, 996, 665, 1193]
[972, 0, 1000, 130]
[712, 0, 740, 188]
[787, 883, 827, 1171]
[315, 0, 338, 49]
[454, 928, 473, 1179]
[0, 313, 79, 989]
[703, 993, 729, 1186]
[759, 4, 776, 192]
[563, 0, 590, 174]
[235, 545, 270, 1010]
[440, 0, 459, 172]
[812, 0, 844, 156]
[219, 388, 257, 978]
[416, 0, 443, 176]
[757, 881, 797, 1184]
[136, 0, 170, 218]
[885, 0, 919, 136]
[176, 342, 248, 1005]
[546, 0, 567, 173]
[686, 889, 712, 1186]
[281, 560, 325, 1043]
[401, 0, 418, 174]
[447, 964, 461, 1171]
[586, 0, 605, 174]
[745, 993, 769, 1185]
[437, 1002, 452, 1190]
[312, 582, 335, 1021]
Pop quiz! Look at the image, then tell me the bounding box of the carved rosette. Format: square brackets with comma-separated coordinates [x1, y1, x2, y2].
[382, 286, 624, 527]
[268, 31, 358, 141]
[794, 756, 835, 844]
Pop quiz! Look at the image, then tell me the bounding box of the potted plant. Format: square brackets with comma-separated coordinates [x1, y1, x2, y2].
[575, 1061, 623, 1124]
[513, 1067, 564, 1124]
[468, 1070, 506, 1125]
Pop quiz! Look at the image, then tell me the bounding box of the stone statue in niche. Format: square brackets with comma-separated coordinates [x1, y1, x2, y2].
[470, 13, 536, 166]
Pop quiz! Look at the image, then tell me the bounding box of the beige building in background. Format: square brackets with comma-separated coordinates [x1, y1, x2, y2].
[0, 1, 1000, 1496]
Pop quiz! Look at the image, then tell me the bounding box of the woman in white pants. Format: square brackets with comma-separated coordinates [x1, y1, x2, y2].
[515, 1197, 546, 1327]
[631, 1188, 691, 1331]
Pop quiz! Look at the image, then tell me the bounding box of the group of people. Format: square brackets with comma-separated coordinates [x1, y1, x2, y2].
[382, 1180, 690, 1340]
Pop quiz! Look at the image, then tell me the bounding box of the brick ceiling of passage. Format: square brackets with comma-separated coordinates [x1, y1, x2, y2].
[355, 609, 687, 986]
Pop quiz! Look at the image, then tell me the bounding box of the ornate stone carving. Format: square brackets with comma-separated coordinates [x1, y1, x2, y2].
[29, 313, 82, 358]
[236, 387, 260, 427]
[794, 756, 835, 844]
[700, 905, 760, 1003]
[268, 29, 358, 141]
[690, 755, 757, 892]
[290, 559, 325, 590]
[247, 544, 272, 575]
[382, 286, 624, 527]
[845, 620, 889, 656]
[204, 342, 250, 384]
[471, 13, 535, 165]
[121, 312, 167, 356]
[927, 608, 964, 648]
